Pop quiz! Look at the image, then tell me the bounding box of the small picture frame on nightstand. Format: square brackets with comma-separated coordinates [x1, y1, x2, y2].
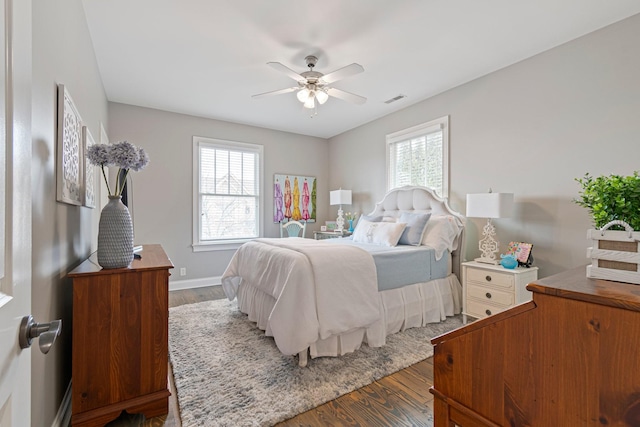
[325, 221, 337, 231]
[507, 242, 534, 267]
[320, 225, 327, 231]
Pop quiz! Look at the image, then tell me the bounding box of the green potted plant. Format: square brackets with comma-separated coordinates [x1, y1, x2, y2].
[574, 171, 640, 231]
[574, 171, 640, 284]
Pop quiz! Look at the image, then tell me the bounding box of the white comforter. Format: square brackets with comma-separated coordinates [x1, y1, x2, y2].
[221, 237, 380, 355]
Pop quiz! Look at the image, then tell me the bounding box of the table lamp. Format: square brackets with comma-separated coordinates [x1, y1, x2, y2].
[466, 191, 514, 264]
[330, 188, 352, 232]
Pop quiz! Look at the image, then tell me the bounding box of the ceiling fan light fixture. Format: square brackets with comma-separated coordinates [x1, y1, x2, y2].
[296, 88, 310, 102]
[303, 93, 316, 109]
[316, 90, 329, 105]
[256, 56, 366, 114]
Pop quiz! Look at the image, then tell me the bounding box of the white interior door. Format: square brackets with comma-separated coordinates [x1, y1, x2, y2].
[0, 0, 32, 424]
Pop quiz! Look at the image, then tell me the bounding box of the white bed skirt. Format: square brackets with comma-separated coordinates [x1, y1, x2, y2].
[236, 274, 462, 360]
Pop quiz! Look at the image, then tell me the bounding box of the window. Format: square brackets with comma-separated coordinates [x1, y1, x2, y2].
[193, 136, 263, 251]
[386, 116, 449, 198]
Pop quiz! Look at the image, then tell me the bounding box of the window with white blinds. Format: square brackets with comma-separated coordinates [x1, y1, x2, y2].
[193, 136, 263, 249]
[386, 116, 449, 198]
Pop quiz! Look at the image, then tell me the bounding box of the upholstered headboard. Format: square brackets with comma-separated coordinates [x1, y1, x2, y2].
[368, 186, 466, 279]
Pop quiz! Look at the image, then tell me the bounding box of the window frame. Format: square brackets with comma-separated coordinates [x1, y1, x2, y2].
[385, 115, 449, 198]
[192, 136, 264, 252]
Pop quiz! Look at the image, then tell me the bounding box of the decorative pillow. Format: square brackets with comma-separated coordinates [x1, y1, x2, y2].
[421, 215, 462, 259]
[397, 212, 432, 246]
[352, 219, 407, 247]
[358, 214, 383, 223]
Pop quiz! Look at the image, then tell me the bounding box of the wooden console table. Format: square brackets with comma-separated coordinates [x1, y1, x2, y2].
[68, 244, 174, 426]
[430, 266, 640, 426]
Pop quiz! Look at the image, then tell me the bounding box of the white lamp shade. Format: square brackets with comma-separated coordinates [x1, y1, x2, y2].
[303, 93, 315, 109]
[330, 189, 352, 206]
[316, 90, 329, 104]
[296, 88, 310, 102]
[466, 193, 513, 219]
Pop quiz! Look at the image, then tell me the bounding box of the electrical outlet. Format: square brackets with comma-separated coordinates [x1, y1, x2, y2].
[180, 267, 187, 276]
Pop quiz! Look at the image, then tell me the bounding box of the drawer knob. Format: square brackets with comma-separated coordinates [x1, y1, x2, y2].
[485, 275, 492, 282]
[485, 309, 492, 316]
[485, 292, 492, 299]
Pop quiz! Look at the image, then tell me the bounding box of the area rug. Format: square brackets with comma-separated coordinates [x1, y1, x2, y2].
[168, 299, 463, 427]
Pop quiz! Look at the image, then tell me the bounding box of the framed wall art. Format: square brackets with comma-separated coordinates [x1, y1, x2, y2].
[82, 126, 96, 208]
[273, 174, 316, 223]
[56, 84, 84, 206]
[99, 121, 109, 144]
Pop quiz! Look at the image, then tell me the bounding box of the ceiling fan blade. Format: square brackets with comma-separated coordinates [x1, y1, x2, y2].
[267, 62, 305, 82]
[320, 63, 364, 84]
[252, 87, 298, 99]
[326, 87, 367, 105]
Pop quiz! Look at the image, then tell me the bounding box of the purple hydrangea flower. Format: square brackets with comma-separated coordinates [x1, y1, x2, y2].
[109, 141, 139, 169]
[130, 147, 149, 172]
[85, 140, 150, 197]
[86, 143, 112, 166]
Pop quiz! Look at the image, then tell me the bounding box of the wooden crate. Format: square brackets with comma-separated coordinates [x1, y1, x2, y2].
[587, 223, 640, 285]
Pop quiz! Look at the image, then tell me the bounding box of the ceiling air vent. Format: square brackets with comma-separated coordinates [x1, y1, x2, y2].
[384, 94, 406, 104]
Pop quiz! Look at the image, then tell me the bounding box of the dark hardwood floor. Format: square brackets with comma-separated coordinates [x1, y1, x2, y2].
[106, 285, 436, 427]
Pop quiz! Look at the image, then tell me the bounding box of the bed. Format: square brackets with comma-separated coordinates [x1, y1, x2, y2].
[221, 186, 465, 366]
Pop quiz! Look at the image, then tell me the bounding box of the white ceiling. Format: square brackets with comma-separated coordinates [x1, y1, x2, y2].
[82, 1, 640, 139]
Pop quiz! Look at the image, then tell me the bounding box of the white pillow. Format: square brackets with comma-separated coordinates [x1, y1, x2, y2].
[352, 219, 407, 247]
[421, 215, 462, 259]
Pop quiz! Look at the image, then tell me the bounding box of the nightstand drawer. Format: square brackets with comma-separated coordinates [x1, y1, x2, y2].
[466, 299, 508, 319]
[467, 268, 514, 289]
[467, 284, 514, 306]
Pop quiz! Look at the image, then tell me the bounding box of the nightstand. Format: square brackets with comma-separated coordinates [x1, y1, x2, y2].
[313, 230, 352, 240]
[462, 261, 538, 324]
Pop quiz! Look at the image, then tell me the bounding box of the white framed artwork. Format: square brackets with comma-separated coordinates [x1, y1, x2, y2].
[82, 126, 96, 208]
[56, 84, 83, 206]
[99, 121, 109, 144]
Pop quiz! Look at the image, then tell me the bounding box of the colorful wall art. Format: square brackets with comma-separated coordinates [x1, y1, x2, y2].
[274, 174, 316, 223]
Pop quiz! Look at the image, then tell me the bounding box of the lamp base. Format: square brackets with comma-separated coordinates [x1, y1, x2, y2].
[336, 206, 345, 232]
[475, 257, 500, 265]
[477, 218, 501, 265]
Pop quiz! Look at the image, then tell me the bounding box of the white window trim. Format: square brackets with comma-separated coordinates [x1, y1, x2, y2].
[192, 136, 264, 252]
[385, 115, 449, 198]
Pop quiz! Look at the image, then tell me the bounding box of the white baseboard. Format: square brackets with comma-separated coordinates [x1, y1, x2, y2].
[169, 276, 221, 291]
[51, 381, 72, 427]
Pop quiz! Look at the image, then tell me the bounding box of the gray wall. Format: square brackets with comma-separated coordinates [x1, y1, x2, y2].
[108, 103, 329, 284]
[328, 14, 640, 278]
[32, 0, 107, 424]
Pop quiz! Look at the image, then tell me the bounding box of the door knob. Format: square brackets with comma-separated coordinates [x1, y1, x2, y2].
[19, 315, 62, 354]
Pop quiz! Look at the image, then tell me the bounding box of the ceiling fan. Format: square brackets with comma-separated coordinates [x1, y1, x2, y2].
[252, 55, 366, 110]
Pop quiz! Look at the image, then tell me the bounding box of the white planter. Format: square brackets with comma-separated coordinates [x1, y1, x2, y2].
[586, 220, 640, 285]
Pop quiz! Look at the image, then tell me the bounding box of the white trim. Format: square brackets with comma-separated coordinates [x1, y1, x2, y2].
[192, 241, 245, 252]
[192, 136, 264, 247]
[385, 115, 449, 198]
[386, 120, 443, 143]
[170, 276, 222, 291]
[51, 381, 72, 427]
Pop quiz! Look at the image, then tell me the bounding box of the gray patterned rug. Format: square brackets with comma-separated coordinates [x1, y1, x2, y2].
[168, 298, 463, 427]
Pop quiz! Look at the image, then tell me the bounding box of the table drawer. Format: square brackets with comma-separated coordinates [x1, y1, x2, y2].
[467, 284, 514, 306]
[466, 299, 509, 319]
[467, 268, 514, 289]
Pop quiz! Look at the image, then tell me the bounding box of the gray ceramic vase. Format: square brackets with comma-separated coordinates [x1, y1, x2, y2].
[97, 195, 134, 269]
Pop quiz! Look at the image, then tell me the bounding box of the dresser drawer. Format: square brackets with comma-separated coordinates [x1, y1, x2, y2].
[466, 299, 509, 319]
[467, 283, 514, 306]
[467, 268, 514, 289]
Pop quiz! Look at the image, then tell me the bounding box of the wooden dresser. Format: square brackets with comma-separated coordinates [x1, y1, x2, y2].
[68, 244, 174, 426]
[430, 266, 640, 427]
